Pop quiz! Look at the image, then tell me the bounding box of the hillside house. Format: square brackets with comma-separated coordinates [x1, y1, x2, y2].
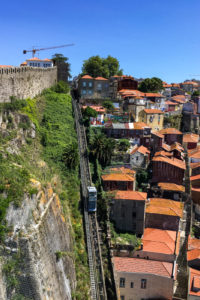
[113, 256, 175, 300]
[145, 198, 183, 231]
[110, 190, 146, 235]
[145, 93, 166, 111]
[129, 145, 150, 169]
[138, 109, 164, 131]
[78, 75, 109, 100]
[154, 182, 185, 201]
[82, 105, 106, 124]
[152, 155, 186, 185]
[26, 57, 53, 68]
[180, 81, 199, 93]
[158, 128, 183, 145]
[188, 268, 200, 299]
[101, 173, 135, 191]
[183, 133, 199, 150]
[188, 146, 200, 163]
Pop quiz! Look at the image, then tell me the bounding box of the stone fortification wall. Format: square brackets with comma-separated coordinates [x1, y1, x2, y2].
[0, 67, 57, 103]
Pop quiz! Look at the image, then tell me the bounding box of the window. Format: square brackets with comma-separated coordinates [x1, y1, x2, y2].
[136, 156, 139, 161]
[30, 63, 32, 66]
[88, 90, 93, 95]
[141, 279, 147, 289]
[120, 296, 125, 300]
[88, 82, 93, 87]
[132, 212, 136, 218]
[38, 63, 40, 67]
[149, 115, 153, 123]
[130, 282, 134, 288]
[82, 81, 86, 87]
[97, 83, 102, 90]
[82, 90, 87, 95]
[120, 277, 125, 288]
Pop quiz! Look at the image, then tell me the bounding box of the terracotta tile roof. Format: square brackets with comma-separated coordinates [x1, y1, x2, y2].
[20, 61, 27, 65]
[152, 156, 186, 170]
[95, 76, 108, 81]
[188, 249, 200, 261]
[143, 109, 164, 114]
[191, 162, 200, 169]
[119, 89, 145, 97]
[113, 257, 173, 278]
[109, 167, 136, 175]
[188, 146, 200, 159]
[133, 122, 151, 130]
[130, 145, 150, 155]
[81, 75, 93, 79]
[152, 131, 164, 139]
[182, 81, 198, 86]
[26, 57, 41, 61]
[163, 84, 172, 88]
[145, 93, 163, 98]
[170, 142, 184, 152]
[82, 105, 106, 113]
[43, 58, 52, 61]
[146, 198, 183, 218]
[191, 174, 200, 181]
[0, 65, 13, 68]
[161, 143, 171, 152]
[101, 173, 134, 182]
[188, 236, 200, 251]
[158, 182, 185, 192]
[189, 268, 200, 296]
[183, 133, 199, 143]
[142, 228, 176, 254]
[165, 101, 177, 105]
[159, 128, 182, 135]
[155, 151, 173, 157]
[114, 190, 147, 201]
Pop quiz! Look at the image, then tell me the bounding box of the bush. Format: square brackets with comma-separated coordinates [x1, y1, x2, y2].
[51, 81, 70, 94]
[2, 96, 27, 112]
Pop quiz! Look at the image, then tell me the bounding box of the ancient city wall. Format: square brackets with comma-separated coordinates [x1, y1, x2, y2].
[0, 67, 57, 103]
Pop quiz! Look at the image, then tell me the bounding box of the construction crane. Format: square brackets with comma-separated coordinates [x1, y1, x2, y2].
[23, 44, 74, 57]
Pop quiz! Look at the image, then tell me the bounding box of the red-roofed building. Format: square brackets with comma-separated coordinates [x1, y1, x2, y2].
[181, 81, 198, 93]
[138, 109, 164, 131]
[110, 190, 147, 235]
[158, 128, 183, 145]
[152, 182, 185, 201]
[152, 155, 186, 185]
[113, 256, 175, 300]
[188, 268, 200, 299]
[183, 133, 199, 150]
[102, 173, 135, 191]
[145, 198, 183, 231]
[129, 145, 150, 169]
[189, 146, 200, 163]
[26, 57, 53, 68]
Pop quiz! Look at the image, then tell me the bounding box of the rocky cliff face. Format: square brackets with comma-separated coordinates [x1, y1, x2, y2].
[0, 107, 77, 300]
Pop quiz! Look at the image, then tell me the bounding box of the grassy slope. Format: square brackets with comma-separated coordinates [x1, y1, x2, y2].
[0, 89, 90, 299]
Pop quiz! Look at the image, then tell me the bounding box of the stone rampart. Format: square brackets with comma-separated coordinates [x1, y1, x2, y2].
[0, 66, 57, 102]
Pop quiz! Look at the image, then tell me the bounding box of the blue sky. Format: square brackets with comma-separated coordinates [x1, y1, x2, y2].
[1, 0, 200, 82]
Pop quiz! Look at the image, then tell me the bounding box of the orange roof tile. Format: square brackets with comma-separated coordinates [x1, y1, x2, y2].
[145, 93, 163, 98]
[43, 58, 52, 61]
[119, 89, 145, 97]
[20, 61, 27, 65]
[170, 142, 184, 152]
[81, 74, 93, 79]
[165, 101, 177, 105]
[133, 122, 151, 130]
[0, 65, 13, 68]
[161, 143, 171, 152]
[182, 81, 198, 86]
[109, 167, 136, 175]
[152, 156, 186, 170]
[158, 182, 185, 192]
[190, 162, 200, 169]
[142, 228, 176, 255]
[146, 198, 183, 218]
[114, 190, 147, 201]
[26, 57, 41, 61]
[188, 236, 200, 251]
[189, 268, 200, 296]
[113, 257, 173, 278]
[183, 133, 199, 143]
[155, 151, 173, 157]
[82, 105, 106, 113]
[95, 76, 108, 81]
[130, 145, 150, 155]
[101, 173, 134, 182]
[143, 109, 164, 114]
[188, 146, 200, 159]
[191, 174, 200, 181]
[152, 131, 164, 139]
[188, 249, 200, 261]
[159, 128, 182, 135]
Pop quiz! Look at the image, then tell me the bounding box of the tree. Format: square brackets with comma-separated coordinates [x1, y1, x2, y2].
[103, 101, 115, 113]
[52, 53, 71, 81]
[51, 81, 70, 93]
[117, 139, 130, 152]
[81, 55, 123, 78]
[138, 77, 163, 93]
[82, 107, 98, 119]
[90, 133, 116, 166]
[62, 142, 79, 169]
[192, 90, 200, 97]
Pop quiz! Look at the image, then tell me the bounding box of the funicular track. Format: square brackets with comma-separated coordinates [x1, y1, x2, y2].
[72, 98, 107, 300]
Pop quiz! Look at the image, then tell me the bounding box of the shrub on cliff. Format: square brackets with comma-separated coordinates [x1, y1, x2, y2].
[51, 80, 70, 94]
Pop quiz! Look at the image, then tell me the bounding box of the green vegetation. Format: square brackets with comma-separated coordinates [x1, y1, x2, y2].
[138, 77, 163, 93]
[0, 84, 90, 298]
[164, 114, 182, 130]
[51, 53, 71, 79]
[0, 96, 27, 112]
[136, 169, 149, 191]
[103, 100, 115, 113]
[192, 90, 200, 97]
[82, 106, 98, 127]
[117, 139, 130, 152]
[51, 80, 70, 93]
[82, 55, 123, 78]
[109, 222, 141, 248]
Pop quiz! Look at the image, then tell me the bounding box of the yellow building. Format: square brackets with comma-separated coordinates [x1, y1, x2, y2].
[138, 109, 164, 131]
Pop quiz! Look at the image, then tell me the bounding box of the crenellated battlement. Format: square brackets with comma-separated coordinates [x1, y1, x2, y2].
[0, 66, 57, 102]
